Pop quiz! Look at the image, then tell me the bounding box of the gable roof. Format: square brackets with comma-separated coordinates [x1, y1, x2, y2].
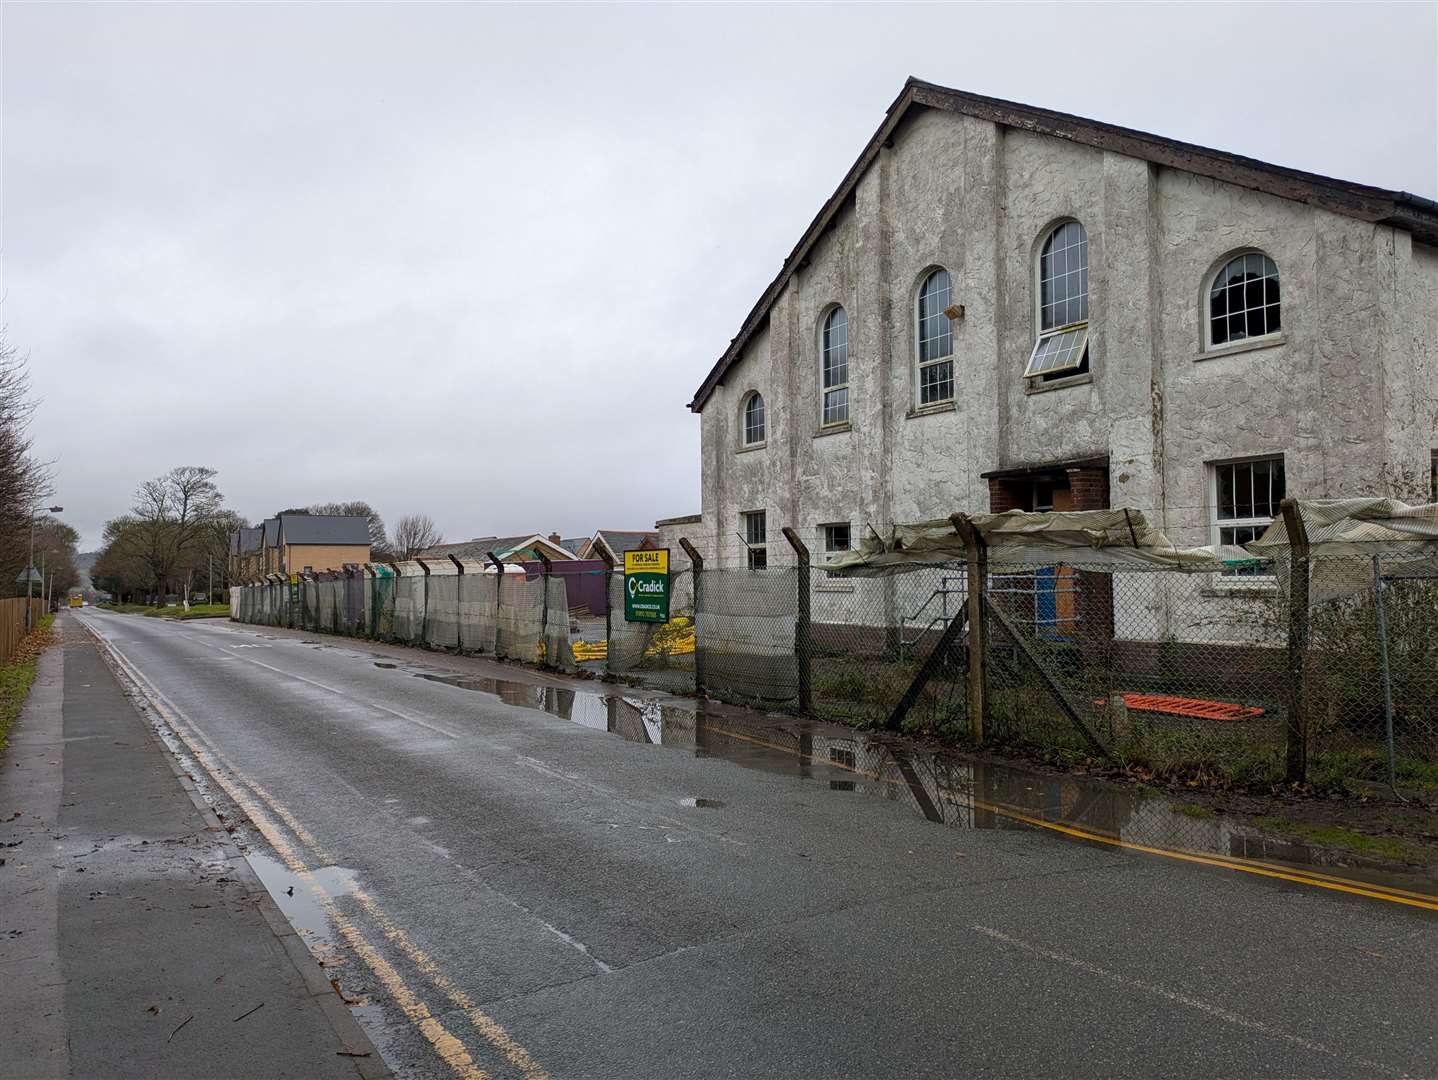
[419, 535, 578, 562]
[582, 530, 660, 561]
[260, 517, 281, 549]
[690, 77, 1438, 412]
[277, 513, 372, 546]
[230, 526, 263, 555]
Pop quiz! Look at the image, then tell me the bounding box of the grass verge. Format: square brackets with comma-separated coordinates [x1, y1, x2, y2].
[102, 603, 230, 620]
[1250, 816, 1432, 865]
[0, 613, 55, 753]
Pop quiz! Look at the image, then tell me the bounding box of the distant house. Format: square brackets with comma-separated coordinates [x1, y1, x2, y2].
[228, 526, 264, 582]
[234, 514, 371, 576]
[577, 530, 660, 564]
[276, 514, 371, 572]
[419, 534, 578, 565]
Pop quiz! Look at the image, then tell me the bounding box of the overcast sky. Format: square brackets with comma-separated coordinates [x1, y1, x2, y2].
[3, 2, 1435, 550]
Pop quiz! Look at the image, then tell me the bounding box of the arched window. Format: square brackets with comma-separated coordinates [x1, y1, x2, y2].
[1209, 252, 1280, 347]
[821, 307, 849, 426]
[742, 392, 766, 446]
[1025, 221, 1090, 379]
[916, 268, 953, 404]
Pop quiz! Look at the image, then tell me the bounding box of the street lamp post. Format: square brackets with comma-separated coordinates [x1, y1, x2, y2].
[25, 505, 64, 631]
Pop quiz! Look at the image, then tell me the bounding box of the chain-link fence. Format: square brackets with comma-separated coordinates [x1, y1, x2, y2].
[228, 520, 1438, 792]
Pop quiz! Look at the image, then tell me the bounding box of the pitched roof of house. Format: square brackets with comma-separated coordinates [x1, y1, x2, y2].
[230, 526, 263, 555]
[689, 77, 1438, 412]
[277, 514, 372, 546]
[558, 537, 588, 555]
[260, 518, 281, 548]
[419, 534, 578, 562]
[585, 530, 660, 560]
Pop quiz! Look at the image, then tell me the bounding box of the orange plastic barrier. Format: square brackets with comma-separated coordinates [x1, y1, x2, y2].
[1095, 693, 1264, 722]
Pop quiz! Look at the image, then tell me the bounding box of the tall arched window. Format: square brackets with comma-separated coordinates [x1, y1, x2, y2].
[1209, 252, 1280, 347]
[742, 392, 765, 446]
[821, 307, 849, 426]
[917, 268, 953, 404]
[1025, 221, 1090, 379]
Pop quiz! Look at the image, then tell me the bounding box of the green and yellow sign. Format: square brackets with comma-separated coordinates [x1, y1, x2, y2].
[624, 549, 670, 624]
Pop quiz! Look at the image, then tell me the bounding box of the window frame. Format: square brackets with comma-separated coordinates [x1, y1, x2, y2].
[914, 267, 955, 407]
[1205, 250, 1282, 352]
[1025, 220, 1091, 381]
[819, 306, 850, 428]
[742, 510, 768, 570]
[820, 521, 852, 580]
[740, 391, 766, 449]
[1209, 454, 1286, 580]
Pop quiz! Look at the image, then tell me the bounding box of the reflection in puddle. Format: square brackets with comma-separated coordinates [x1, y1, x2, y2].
[246, 851, 360, 960]
[401, 669, 1436, 894]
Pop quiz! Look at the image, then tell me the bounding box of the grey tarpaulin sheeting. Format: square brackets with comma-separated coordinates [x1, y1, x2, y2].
[542, 574, 575, 671]
[457, 562, 498, 653]
[423, 560, 460, 648]
[392, 561, 425, 643]
[496, 571, 542, 662]
[826, 509, 1246, 576]
[1250, 498, 1438, 603]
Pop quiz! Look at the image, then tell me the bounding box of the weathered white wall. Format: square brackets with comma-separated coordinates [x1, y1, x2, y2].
[698, 107, 1438, 568]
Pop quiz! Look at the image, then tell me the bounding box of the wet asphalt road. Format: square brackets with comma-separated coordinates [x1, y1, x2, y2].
[77, 611, 1436, 1080]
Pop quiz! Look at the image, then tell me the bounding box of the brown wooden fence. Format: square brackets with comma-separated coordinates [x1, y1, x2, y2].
[0, 598, 45, 664]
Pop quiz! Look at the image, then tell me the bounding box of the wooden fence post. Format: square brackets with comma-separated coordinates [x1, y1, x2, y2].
[951, 513, 989, 745]
[781, 527, 812, 714]
[678, 537, 704, 695]
[1280, 498, 1310, 784]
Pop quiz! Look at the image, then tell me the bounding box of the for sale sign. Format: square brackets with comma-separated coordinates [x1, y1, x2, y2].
[623, 549, 670, 624]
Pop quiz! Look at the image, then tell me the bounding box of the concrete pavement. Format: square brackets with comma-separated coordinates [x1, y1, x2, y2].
[60, 610, 1438, 1079]
[0, 618, 386, 1079]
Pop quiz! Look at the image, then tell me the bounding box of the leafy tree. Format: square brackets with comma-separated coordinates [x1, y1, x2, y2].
[0, 334, 56, 595]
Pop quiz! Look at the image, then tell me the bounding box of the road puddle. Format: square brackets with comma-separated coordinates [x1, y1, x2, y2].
[403, 668, 1437, 897]
[246, 851, 361, 963]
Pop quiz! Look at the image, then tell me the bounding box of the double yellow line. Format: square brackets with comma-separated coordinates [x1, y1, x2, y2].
[84, 621, 548, 1080]
[699, 720, 1438, 913]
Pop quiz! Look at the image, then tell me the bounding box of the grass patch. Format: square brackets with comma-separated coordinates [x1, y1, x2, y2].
[0, 614, 55, 754]
[102, 602, 230, 620]
[1251, 816, 1430, 864]
[1174, 802, 1215, 819]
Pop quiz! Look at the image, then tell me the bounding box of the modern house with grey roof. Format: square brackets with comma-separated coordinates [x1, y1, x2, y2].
[234, 514, 372, 576]
[690, 77, 1438, 572]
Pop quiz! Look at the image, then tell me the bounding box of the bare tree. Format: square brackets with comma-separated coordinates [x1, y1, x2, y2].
[118, 466, 224, 604]
[308, 500, 389, 552]
[393, 513, 442, 560]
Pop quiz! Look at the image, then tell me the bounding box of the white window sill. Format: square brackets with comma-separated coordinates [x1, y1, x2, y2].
[736, 441, 767, 455]
[1197, 333, 1286, 362]
[814, 422, 851, 439]
[1201, 579, 1279, 597]
[1025, 372, 1092, 395]
[906, 400, 955, 419]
